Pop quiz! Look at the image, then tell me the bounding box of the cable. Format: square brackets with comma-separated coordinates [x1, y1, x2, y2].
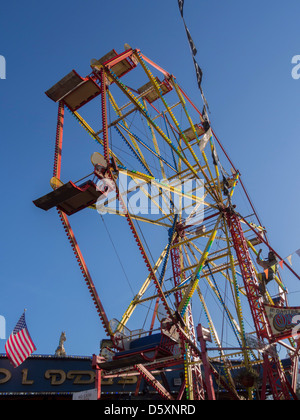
[100, 214, 135, 297]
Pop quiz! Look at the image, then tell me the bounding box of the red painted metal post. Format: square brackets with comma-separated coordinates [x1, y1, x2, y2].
[134, 375, 142, 396]
[58, 210, 111, 338]
[53, 101, 65, 180]
[92, 355, 103, 400]
[134, 364, 174, 400]
[139, 52, 171, 77]
[225, 210, 294, 400]
[95, 367, 101, 400]
[197, 324, 216, 401]
[170, 237, 183, 309]
[176, 380, 186, 400]
[100, 68, 110, 164]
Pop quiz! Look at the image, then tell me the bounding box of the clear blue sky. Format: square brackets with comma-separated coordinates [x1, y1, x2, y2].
[0, 0, 300, 357]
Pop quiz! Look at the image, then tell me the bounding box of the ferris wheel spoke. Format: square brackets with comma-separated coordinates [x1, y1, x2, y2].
[98, 207, 173, 229]
[118, 170, 175, 225]
[135, 53, 217, 192]
[185, 238, 247, 299]
[223, 222, 255, 380]
[195, 285, 238, 395]
[183, 240, 245, 352]
[109, 167, 178, 327]
[118, 244, 170, 330]
[142, 98, 167, 179]
[103, 65, 220, 204]
[178, 214, 223, 316]
[107, 90, 151, 171]
[70, 108, 123, 167]
[116, 123, 177, 173]
[171, 77, 223, 202]
[119, 168, 212, 211]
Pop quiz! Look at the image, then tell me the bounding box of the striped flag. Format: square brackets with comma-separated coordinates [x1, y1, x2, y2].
[5, 312, 36, 368]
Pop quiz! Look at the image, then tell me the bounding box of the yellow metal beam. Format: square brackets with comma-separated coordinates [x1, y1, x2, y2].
[178, 215, 222, 316]
[118, 244, 169, 330]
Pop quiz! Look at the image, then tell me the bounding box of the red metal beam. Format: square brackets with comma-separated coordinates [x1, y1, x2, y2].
[100, 69, 110, 164]
[134, 364, 174, 400]
[107, 168, 177, 326]
[139, 52, 171, 78]
[53, 101, 65, 180]
[225, 210, 294, 400]
[197, 325, 216, 400]
[105, 49, 136, 69]
[58, 210, 111, 338]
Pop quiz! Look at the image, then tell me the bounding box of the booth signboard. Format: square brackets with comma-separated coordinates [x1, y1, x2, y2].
[0, 353, 293, 398]
[0, 355, 95, 395]
[264, 305, 300, 340]
[0, 354, 183, 397]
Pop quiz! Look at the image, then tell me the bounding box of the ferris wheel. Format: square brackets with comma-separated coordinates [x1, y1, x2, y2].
[34, 45, 300, 400]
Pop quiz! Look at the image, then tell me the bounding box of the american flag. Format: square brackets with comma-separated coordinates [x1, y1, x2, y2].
[5, 312, 36, 368]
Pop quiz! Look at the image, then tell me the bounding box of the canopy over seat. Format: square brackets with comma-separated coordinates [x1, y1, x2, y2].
[137, 77, 173, 103]
[33, 180, 102, 216]
[181, 124, 205, 142]
[45, 70, 102, 111]
[90, 49, 137, 84]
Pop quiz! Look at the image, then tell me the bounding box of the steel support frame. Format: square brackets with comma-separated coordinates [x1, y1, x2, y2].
[225, 210, 294, 400]
[170, 234, 206, 400]
[197, 324, 216, 401]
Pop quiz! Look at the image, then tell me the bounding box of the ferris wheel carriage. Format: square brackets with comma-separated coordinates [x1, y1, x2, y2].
[113, 330, 179, 364]
[106, 317, 179, 368]
[45, 49, 137, 112]
[33, 179, 103, 216]
[137, 77, 173, 104]
[34, 153, 117, 216]
[271, 295, 286, 307]
[45, 70, 102, 112]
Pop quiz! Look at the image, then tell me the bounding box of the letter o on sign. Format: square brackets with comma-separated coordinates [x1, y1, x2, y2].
[0, 369, 12, 384]
[273, 313, 286, 332]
